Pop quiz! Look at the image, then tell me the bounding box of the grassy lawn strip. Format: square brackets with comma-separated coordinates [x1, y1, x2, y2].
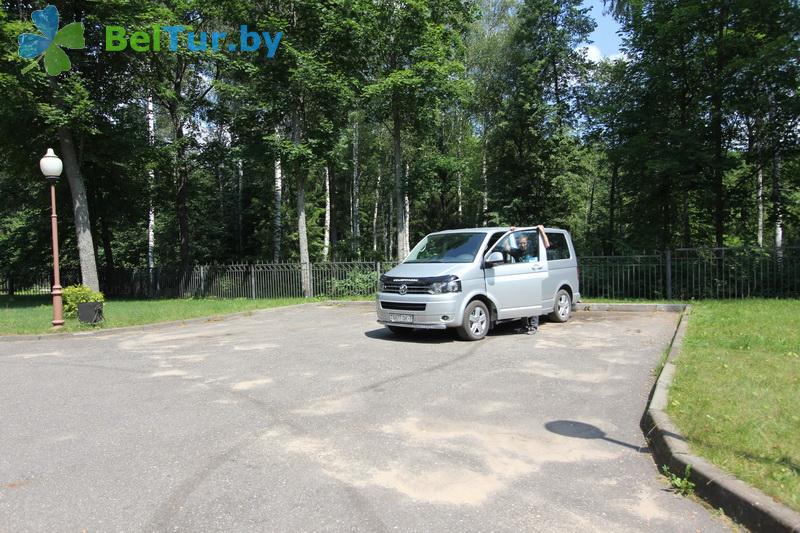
[668, 300, 800, 512]
[0, 295, 371, 335]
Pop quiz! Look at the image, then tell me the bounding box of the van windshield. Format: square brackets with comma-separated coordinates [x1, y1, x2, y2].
[405, 232, 486, 263]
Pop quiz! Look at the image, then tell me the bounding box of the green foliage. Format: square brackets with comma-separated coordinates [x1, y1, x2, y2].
[485, 0, 595, 231]
[209, 274, 236, 296]
[661, 464, 696, 496]
[0, 0, 798, 278]
[63, 284, 104, 318]
[328, 269, 378, 297]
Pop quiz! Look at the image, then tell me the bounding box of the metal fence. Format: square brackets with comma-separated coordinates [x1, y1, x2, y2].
[1, 262, 399, 299]
[2, 247, 798, 300]
[580, 247, 800, 300]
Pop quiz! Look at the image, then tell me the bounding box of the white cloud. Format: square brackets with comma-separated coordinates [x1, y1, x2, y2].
[575, 45, 630, 64]
[608, 51, 629, 63]
[577, 44, 604, 63]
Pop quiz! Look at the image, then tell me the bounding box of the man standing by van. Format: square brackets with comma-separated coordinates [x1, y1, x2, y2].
[516, 226, 550, 335]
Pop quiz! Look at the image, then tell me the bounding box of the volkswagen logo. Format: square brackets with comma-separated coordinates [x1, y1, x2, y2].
[398, 284, 408, 295]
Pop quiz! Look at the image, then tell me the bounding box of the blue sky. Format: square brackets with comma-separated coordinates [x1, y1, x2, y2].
[583, 0, 623, 60]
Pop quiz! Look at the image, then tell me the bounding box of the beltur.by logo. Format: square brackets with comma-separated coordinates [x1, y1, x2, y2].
[105, 25, 283, 58]
[16, 4, 283, 77]
[17, 5, 85, 76]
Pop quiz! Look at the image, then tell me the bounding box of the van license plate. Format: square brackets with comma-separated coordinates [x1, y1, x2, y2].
[389, 313, 413, 323]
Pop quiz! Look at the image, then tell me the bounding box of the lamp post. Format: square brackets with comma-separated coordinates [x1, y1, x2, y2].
[40, 148, 64, 328]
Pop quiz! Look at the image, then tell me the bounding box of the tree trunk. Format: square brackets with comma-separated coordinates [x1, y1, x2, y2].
[352, 120, 361, 257]
[372, 169, 381, 253]
[481, 144, 488, 226]
[387, 193, 394, 259]
[404, 163, 411, 254]
[273, 133, 283, 262]
[607, 161, 617, 255]
[456, 137, 463, 223]
[50, 76, 100, 291]
[457, 171, 463, 223]
[57, 126, 100, 291]
[772, 152, 783, 259]
[551, 56, 562, 124]
[679, 82, 691, 249]
[169, 107, 190, 271]
[323, 165, 331, 261]
[330, 183, 338, 259]
[661, 170, 672, 250]
[393, 109, 409, 259]
[749, 118, 765, 248]
[586, 173, 596, 229]
[757, 165, 764, 247]
[711, 4, 727, 248]
[100, 215, 114, 282]
[711, 116, 724, 247]
[146, 97, 156, 271]
[682, 193, 691, 248]
[292, 115, 312, 297]
[236, 159, 243, 254]
[297, 173, 312, 297]
[216, 164, 224, 217]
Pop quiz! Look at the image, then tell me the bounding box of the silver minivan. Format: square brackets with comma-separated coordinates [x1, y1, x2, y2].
[376, 227, 580, 340]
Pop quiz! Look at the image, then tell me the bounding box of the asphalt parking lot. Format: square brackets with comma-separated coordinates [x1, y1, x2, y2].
[0, 303, 730, 532]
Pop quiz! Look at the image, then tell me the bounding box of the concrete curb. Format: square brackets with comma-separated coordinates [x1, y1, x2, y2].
[0, 300, 374, 343]
[643, 305, 800, 532]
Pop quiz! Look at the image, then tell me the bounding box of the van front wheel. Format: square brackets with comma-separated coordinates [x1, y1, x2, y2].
[457, 300, 490, 340]
[549, 289, 572, 323]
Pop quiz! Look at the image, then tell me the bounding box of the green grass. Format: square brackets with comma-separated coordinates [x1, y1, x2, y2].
[668, 300, 800, 512]
[0, 295, 370, 335]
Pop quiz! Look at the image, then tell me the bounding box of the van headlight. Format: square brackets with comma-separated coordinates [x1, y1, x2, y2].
[428, 276, 461, 294]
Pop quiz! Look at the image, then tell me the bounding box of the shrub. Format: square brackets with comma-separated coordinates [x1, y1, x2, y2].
[63, 284, 105, 318]
[329, 269, 378, 297]
[211, 274, 235, 296]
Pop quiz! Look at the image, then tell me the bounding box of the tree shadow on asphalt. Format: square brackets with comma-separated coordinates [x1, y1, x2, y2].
[545, 420, 651, 454]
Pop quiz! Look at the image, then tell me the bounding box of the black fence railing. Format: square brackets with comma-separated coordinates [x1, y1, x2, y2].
[580, 247, 800, 300]
[0, 262, 399, 300]
[2, 247, 798, 300]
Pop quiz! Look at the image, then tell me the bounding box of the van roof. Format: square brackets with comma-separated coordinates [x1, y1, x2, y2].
[430, 227, 567, 235]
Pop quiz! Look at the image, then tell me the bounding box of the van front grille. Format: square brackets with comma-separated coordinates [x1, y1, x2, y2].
[382, 283, 429, 294]
[381, 302, 427, 311]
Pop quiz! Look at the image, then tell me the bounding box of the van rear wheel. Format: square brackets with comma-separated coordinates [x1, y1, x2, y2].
[549, 289, 572, 323]
[457, 300, 490, 341]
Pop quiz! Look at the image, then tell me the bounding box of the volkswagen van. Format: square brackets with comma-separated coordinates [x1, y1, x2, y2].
[376, 227, 580, 340]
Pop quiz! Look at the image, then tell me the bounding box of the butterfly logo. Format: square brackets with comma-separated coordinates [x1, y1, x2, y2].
[18, 5, 85, 76]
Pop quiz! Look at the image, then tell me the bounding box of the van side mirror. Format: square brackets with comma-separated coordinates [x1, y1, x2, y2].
[485, 251, 504, 268]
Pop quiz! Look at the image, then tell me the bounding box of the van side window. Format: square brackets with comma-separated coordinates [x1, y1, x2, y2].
[546, 232, 571, 260]
[492, 230, 539, 264]
[484, 232, 506, 254]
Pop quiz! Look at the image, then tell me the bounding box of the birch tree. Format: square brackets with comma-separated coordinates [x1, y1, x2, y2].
[364, 0, 473, 259]
[46, 76, 100, 291]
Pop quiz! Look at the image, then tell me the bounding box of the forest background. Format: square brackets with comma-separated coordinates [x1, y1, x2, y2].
[0, 0, 797, 292]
